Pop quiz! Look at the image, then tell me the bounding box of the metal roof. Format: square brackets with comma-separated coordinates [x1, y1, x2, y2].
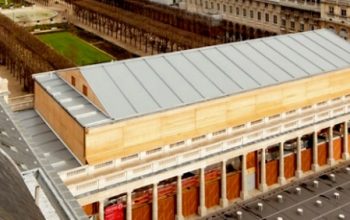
[34, 29, 350, 127]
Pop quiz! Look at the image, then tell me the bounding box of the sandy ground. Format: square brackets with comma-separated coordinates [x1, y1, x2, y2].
[0, 65, 28, 97]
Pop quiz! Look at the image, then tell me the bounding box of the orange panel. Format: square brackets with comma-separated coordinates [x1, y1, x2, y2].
[182, 186, 199, 217]
[83, 204, 94, 216]
[226, 172, 241, 200]
[132, 203, 151, 220]
[284, 154, 295, 179]
[302, 148, 312, 172]
[246, 151, 256, 169]
[266, 160, 278, 186]
[158, 195, 175, 220]
[333, 138, 342, 160]
[318, 143, 328, 166]
[205, 178, 220, 208]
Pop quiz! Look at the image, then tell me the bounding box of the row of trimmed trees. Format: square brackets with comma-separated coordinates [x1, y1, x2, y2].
[0, 14, 74, 91]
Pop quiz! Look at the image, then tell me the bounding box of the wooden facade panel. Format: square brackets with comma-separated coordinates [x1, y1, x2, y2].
[284, 154, 295, 179]
[132, 203, 151, 220]
[182, 187, 199, 217]
[205, 179, 220, 208]
[302, 148, 312, 172]
[266, 160, 278, 186]
[80, 69, 350, 163]
[333, 138, 342, 161]
[226, 172, 241, 201]
[57, 70, 106, 113]
[246, 151, 256, 169]
[318, 143, 328, 166]
[158, 195, 175, 220]
[34, 82, 85, 163]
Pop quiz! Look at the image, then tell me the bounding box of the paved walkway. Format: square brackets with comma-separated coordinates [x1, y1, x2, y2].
[0, 65, 28, 98]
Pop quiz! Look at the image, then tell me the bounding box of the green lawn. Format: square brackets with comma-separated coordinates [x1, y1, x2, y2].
[38, 32, 114, 66]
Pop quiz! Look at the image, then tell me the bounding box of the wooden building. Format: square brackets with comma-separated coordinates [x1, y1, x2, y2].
[33, 29, 350, 219]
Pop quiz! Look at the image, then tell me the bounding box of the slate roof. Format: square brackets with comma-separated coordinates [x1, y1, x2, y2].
[34, 29, 350, 127]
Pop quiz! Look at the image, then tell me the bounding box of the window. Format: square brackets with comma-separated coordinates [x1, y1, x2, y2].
[243, 8, 247, 17]
[258, 11, 261, 20]
[282, 19, 286, 26]
[217, 3, 220, 10]
[341, 8, 347, 17]
[83, 85, 88, 96]
[229, 5, 233, 13]
[71, 76, 76, 86]
[211, 2, 213, 9]
[265, 3, 268, 7]
[199, 0, 202, 6]
[265, 13, 269, 22]
[205, 1, 208, 8]
[329, 6, 334, 15]
[250, 10, 254, 18]
[291, 21, 295, 30]
[300, 23, 304, 31]
[236, 7, 240, 15]
[223, 4, 226, 12]
[273, 15, 277, 24]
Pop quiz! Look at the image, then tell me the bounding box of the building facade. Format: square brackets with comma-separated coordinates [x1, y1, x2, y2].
[31, 29, 350, 220]
[184, 0, 350, 40]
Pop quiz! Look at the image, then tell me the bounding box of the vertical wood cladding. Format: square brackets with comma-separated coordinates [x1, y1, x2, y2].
[302, 148, 312, 172]
[284, 154, 296, 179]
[318, 143, 328, 166]
[333, 138, 342, 160]
[158, 195, 175, 220]
[266, 160, 279, 186]
[182, 178, 199, 217]
[226, 171, 241, 201]
[246, 151, 256, 169]
[132, 203, 151, 220]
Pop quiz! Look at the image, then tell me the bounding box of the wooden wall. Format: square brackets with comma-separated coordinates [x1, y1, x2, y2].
[226, 171, 241, 201]
[266, 160, 278, 186]
[34, 82, 86, 163]
[333, 138, 342, 160]
[284, 154, 296, 179]
[57, 70, 106, 114]
[318, 143, 328, 166]
[83, 68, 350, 164]
[302, 148, 312, 172]
[158, 195, 175, 220]
[132, 203, 151, 220]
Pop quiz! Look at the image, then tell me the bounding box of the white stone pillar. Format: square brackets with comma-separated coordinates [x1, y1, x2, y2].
[343, 121, 349, 160]
[295, 136, 303, 178]
[34, 185, 40, 206]
[152, 183, 158, 220]
[260, 148, 268, 192]
[126, 191, 132, 220]
[328, 126, 336, 166]
[278, 142, 286, 184]
[312, 131, 319, 172]
[198, 167, 207, 216]
[240, 154, 249, 200]
[99, 200, 105, 220]
[176, 175, 184, 220]
[220, 161, 228, 207]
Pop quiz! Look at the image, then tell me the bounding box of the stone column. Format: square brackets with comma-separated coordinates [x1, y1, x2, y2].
[152, 183, 158, 220]
[312, 131, 320, 171]
[176, 175, 184, 220]
[278, 142, 286, 185]
[198, 167, 207, 216]
[295, 136, 303, 178]
[99, 200, 105, 220]
[328, 126, 336, 166]
[343, 121, 349, 160]
[220, 161, 228, 207]
[240, 154, 249, 200]
[126, 191, 132, 220]
[260, 148, 268, 192]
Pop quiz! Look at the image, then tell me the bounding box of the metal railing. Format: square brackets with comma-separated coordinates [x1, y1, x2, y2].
[60, 95, 350, 197]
